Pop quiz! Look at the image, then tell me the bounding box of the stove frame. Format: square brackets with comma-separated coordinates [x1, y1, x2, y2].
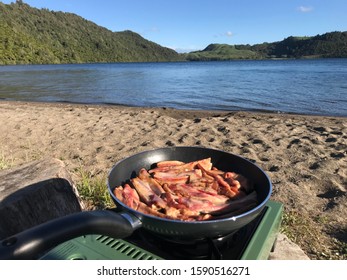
[41, 200, 283, 260]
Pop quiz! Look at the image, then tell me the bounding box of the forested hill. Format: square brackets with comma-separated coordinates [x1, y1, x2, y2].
[186, 31, 347, 61]
[1, 2, 346, 65]
[0, 2, 181, 65]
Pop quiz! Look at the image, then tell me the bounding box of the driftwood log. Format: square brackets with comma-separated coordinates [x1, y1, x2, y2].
[0, 158, 83, 240]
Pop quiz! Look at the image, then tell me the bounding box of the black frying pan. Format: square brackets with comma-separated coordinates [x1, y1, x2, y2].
[0, 146, 272, 259]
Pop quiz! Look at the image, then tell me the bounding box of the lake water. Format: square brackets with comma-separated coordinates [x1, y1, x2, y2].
[0, 59, 346, 117]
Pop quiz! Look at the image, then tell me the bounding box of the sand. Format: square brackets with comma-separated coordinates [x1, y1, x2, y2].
[0, 101, 346, 259]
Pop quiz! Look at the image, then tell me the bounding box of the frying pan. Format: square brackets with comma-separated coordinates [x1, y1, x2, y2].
[0, 146, 272, 259]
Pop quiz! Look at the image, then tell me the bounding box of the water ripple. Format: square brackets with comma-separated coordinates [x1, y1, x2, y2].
[0, 59, 346, 117]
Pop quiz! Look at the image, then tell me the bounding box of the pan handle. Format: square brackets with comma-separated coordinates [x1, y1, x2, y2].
[0, 210, 141, 260]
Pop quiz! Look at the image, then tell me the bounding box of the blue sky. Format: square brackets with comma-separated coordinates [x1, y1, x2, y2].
[2, 0, 346, 52]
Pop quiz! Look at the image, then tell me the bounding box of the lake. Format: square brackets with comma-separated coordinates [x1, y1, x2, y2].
[0, 59, 346, 117]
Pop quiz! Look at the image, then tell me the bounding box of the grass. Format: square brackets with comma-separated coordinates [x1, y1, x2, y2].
[74, 166, 113, 210]
[0, 152, 13, 170]
[280, 210, 347, 260]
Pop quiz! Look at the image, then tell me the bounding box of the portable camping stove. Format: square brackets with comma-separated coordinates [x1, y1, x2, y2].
[41, 200, 282, 260]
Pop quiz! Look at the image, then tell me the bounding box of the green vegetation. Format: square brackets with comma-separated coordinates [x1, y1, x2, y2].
[0, 1, 181, 65]
[0, 151, 13, 170]
[186, 31, 347, 61]
[75, 166, 113, 210]
[281, 210, 346, 260]
[186, 44, 260, 61]
[1, 1, 346, 64]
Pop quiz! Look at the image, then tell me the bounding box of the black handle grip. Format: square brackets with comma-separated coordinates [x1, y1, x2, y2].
[0, 210, 137, 260]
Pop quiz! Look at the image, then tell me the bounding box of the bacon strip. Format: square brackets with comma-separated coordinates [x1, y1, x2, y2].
[203, 191, 258, 218]
[198, 163, 239, 198]
[149, 158, 212, 174]
[156, 160, 185, 167]
[115, 158, 256, 221]
[151, 169, 202, 185]
[114, 184, 140, 210]
[138, 168, 165, 195]
[131, 177, 166, 209]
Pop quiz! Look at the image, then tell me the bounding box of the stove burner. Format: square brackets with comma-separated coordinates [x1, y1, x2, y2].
[124, 207, 266, 260]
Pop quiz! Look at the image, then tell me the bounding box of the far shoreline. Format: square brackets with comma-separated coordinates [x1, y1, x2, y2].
[1, 57, 347, 67]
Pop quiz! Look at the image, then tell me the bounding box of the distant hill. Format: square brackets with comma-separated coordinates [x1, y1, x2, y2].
[186, 31, 347, 61]
[1, 2, 346, 65]
[0, 1, 182, 65]
[186, 44, 260, 61]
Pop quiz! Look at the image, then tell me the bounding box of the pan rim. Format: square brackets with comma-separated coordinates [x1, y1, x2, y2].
[107, 145, 272, 225]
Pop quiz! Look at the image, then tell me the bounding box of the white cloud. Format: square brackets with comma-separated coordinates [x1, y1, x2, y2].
[150, 27, 160, 32]
[298, 6, 313, 13]
[214, 31, 234, 38]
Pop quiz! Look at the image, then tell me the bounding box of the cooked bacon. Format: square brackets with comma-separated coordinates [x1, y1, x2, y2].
[137, 202, 171, 219]
[195, 158, 213, 171]
[149, 158, 212, 174]
[202, 191, 258, 218]
[152, 172, 190, 185]
[138, 168, 165, 195]
[114, 186, 125, 203]
[166, 183, 229, 205]
[229, 172, 253, 192]
[113, 184, 140, 210]
[156, 160, 185, 167]
[130, 177, 167, 209]
[198, 163, 239, 198]
[115, 158, 257, 221]
[152, 169, 202, 185]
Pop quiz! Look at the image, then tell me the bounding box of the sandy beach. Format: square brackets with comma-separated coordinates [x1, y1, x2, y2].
[0, 100, 346, 259]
